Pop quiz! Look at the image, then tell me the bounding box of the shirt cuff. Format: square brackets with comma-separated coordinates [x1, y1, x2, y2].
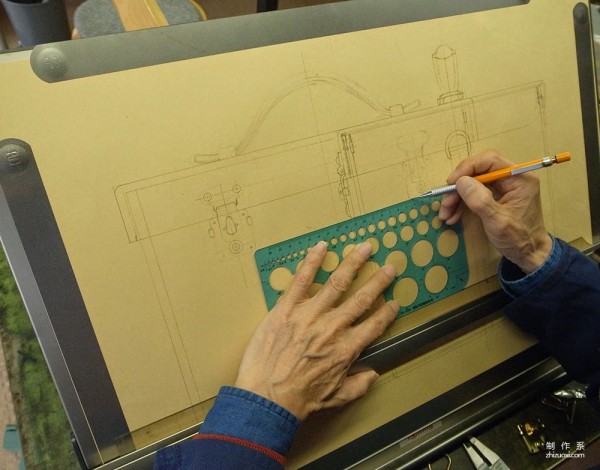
[499, 236, 563, 298]
[199, 386, 300, 456]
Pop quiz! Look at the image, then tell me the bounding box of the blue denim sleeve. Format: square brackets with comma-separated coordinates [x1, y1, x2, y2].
[199, 386, 300, 455]
[499, 238, 600, 409]
[498, 236, 563, 298]
[153, 386, 300, 470]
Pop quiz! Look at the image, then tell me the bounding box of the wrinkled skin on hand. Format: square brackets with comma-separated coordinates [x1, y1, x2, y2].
[235, 241, 399, 420]
[438, 149, 552, 273]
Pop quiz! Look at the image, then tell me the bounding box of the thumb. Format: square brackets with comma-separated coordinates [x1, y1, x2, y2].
[455, 176, 497, 219]
[320, 371, 379, 411]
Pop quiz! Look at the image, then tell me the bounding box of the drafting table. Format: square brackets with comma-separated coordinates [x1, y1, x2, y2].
[0, 0, 599, 468]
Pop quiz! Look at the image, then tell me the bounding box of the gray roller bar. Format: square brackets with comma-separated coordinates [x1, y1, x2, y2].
[30, 0, 526, 83]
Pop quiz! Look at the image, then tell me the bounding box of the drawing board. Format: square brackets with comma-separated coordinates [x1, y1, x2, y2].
[0, 0, 598, 468]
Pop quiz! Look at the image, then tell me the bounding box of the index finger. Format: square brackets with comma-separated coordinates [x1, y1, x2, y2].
[284, 241, 327, 304]
[447, 149, 516, 184]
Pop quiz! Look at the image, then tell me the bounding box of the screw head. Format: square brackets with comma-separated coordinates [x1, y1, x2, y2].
[0, 142, 30, 174]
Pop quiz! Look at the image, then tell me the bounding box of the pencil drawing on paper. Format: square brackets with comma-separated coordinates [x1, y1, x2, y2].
[113, 45, 550, 404]
[201, 182, 254, 257]
[116, 44, 548, 244]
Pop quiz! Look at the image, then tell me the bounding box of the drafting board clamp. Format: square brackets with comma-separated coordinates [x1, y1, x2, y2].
[0, 0, 599, 469]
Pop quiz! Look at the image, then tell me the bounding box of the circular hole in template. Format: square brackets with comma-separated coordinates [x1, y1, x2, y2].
[331, 238, 338, 246]
[409, 208, 419, 219]
[431, 200, 441, 212]
[358, 227, 367, 237]
[411, 240, 434, 267]
[425, 265, 448, 294]
[431, 216, 442, 230]
[377, 220, 386, 230]
[368, 223, 376, 233]
[342, 243, 356, 258]
[321, 250, 340, 272]
[382, 231, 398, 249]
[420, 204, 430, 216]
[392, 277, 419, 307]
[385, 250, 408, 276]
[367, 237, 380, 255]
[300, 249, 306, 256]
[269, 266, 294, 291]
[416, 220, 429, 236]
[398, 213, 408, 223]
[437, 229, 459, 257]
[349, 231, 357, 240]
[387, 216, 397, 227]
[400, 225, 414, 242]
[340, 234, 348, 242]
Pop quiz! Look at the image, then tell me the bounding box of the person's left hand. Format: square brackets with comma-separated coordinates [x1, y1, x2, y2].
[234, 241, 399, 420]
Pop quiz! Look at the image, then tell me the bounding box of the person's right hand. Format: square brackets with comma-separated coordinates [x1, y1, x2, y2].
[438, 149, 552, 273]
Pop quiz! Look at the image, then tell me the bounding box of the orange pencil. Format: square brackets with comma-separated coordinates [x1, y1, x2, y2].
[419, 152, 571, 197]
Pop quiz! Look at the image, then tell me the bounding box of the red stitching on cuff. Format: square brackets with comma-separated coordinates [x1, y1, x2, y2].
[193, 433, 286, 465]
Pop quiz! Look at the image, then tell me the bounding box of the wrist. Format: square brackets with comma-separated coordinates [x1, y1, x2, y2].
[202, 386, 301, 455]
[515, 232, 553, 274]
[234, 377, 305, 420]
[500, 236, 562, 298]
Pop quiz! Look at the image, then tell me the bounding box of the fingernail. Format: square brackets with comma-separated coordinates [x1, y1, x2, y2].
[388, 300, 400, 313]
[456, 175, 475, 189]
[357, 242, 372, 256]
[313, 240, 327, 253]
[382, 264, 397, 278]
